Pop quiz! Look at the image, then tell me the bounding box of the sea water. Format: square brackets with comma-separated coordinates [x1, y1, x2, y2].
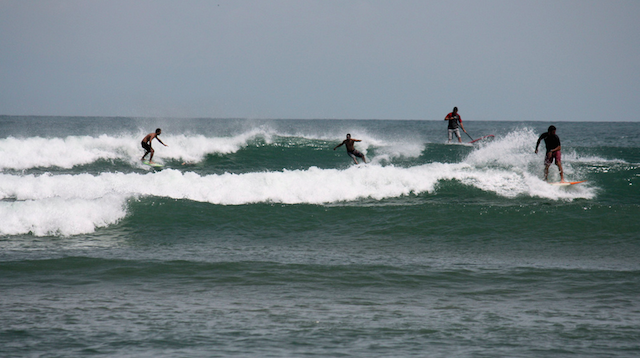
[1, 116, 639, 357]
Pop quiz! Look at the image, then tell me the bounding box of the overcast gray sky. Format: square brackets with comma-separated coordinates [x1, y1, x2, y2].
[1, 0, 638, 121]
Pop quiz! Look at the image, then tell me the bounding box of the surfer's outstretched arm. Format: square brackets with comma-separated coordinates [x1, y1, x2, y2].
[156, 137, 167, 146]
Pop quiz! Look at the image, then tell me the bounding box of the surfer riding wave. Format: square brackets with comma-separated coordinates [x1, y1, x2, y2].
[141, 128, 168, 163]
[334, 133, 367, 164]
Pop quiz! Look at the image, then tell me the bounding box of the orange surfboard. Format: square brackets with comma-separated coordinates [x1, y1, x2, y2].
[549, 180, 586, 186]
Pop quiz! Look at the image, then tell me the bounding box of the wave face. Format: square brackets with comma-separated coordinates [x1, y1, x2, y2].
[2, 118, 636, 236]
[1, 116, 640, 357]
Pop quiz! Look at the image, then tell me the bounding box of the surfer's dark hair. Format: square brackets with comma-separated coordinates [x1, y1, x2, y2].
[453, 107, 458, 112]
[548, 125, 556, 132]
[156, 128, 162, 134]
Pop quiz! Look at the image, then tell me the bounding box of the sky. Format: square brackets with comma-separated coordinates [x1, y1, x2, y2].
[1, 0, 639, 121]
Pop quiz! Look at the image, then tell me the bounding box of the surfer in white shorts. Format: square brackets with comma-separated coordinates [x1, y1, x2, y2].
[334, 133, 367, 164]
[141, 128, 168, 163]
[444, 107, 467, 143]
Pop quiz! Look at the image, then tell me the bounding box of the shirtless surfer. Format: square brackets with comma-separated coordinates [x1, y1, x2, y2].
[141, 128, 167, 163]
[334, 133, 367, 164]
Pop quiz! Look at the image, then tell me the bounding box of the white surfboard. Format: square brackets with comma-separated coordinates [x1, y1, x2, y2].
[142, 160, 163, 168]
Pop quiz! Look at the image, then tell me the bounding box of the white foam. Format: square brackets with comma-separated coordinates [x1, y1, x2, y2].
[0, 135, 127, 170]
[0, 163, 594, 205]
[158, 129, 274, 163]
[0, 195, 127, 237]
[0, 158, 596, 236]
[0, 129, 276, 170]
[0, 126, 605, 236]
[371, 141, 425, 164]
[0, 127, 428, 170]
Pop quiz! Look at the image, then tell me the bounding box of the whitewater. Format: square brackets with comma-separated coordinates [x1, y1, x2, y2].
[0, 125, 601, 236]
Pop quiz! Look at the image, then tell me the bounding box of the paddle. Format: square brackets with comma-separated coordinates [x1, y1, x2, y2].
[464, 131, 474, 141]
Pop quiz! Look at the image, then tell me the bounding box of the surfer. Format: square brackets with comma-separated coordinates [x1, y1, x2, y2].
[444, 107, 467, 143]
[334, 133, 367, 164]
[535, 125, 564, 182]
[141, 128, 168, 163]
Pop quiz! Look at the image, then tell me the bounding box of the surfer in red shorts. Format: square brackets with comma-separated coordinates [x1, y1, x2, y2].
[141, 128, 168, 163]
[334, 133, 367, 164]
[535, 125, 564, 182]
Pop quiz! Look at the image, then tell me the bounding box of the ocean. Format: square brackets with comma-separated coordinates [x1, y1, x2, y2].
[1, 116, 639, 357]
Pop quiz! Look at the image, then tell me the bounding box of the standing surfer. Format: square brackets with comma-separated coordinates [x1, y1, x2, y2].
[444, 107, 467, 143]
[535, 125, 564, 182]
[334, 133, 367, 164]
[141, 128, 167, 163]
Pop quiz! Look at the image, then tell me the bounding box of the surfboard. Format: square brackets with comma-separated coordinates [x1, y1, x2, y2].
[142, 160, 163, 168]
[445, 142, 473, 147]
[549, 180, 586, 186]
[469, 134, 495, 144]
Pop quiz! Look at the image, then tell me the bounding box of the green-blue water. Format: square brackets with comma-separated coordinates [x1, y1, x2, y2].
[1, 116, 639, 357]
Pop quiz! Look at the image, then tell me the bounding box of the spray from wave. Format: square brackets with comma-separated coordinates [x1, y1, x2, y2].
[0, 127, 609, 236]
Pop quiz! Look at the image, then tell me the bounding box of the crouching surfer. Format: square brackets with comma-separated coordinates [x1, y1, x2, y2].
[334, 133, 367, 164]
[141, 128, 168, 163]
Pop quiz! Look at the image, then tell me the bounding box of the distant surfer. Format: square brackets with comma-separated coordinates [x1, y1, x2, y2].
[141, 128, 168, 163]
[334, 133, 367, 164]
[535, 125, 564, 182]
[444, 107, 467, 143]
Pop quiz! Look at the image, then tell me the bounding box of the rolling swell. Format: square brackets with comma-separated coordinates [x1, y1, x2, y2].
[3, 256, 639, 292]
